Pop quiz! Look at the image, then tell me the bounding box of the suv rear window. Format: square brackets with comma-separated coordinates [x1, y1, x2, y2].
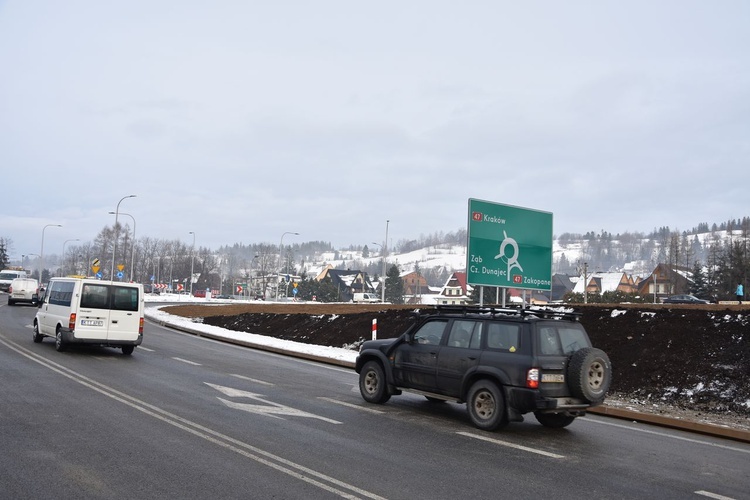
[537, 323, 590, 355]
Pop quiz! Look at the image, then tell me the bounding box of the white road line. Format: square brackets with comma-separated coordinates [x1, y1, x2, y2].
[231, 374, 274, 386]
[0, 337, 385, 500]
[138, 347, 155, 352]
[172, 357, 201, 366]
[318, 397, 385, 414]
[457, 431, 565, 459]
[583, 417, 750, 454]
[695, 490, 736, 500]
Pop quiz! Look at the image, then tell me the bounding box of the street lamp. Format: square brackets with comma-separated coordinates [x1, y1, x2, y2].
[111, 194, 136, 281]
[277, 231, 299, 300]
[377, 220, 389, 302]
[371, 241, 384, 299]
[40, 224, 62, 285]
[110, 211, 136, 281]
[189, 231, 195, 295]
[61, 239, 80, 276]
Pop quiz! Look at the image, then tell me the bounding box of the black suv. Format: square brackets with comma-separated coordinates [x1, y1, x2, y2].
[355, 305, 611, 431]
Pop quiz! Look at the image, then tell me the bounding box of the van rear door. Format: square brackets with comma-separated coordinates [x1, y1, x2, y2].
[107, 284, 142, 342]
[77, 283, 112, 340]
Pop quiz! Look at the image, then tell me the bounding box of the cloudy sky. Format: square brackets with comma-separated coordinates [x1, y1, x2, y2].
[2, 1, 749, 259]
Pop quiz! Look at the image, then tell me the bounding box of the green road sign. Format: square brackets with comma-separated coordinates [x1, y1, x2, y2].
[466, 199, 553, 291]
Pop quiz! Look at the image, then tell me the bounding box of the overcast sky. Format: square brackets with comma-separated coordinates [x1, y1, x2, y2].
[2, 1, 749, 260]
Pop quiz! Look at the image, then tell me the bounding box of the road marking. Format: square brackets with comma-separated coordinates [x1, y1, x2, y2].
[231, 374, 274, 386]
[457, 431, 565, 459]
[207, 383, 342, 424]
[138, 347, 155, 352]
[172, 357, 201, 366]
[318, 397, 385, 414]
[0, 337, 383, 500]
[583, 417, 750, 454]
[695, 490, 736, 500]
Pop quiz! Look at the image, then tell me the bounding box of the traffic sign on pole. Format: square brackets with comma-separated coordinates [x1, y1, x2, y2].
[466, 198, 552, 291]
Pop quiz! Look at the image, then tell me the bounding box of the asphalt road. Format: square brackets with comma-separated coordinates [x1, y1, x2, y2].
[1, 301, 749, 500]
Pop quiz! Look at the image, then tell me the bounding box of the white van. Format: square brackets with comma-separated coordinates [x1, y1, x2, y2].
[0, 269, 29, 292]
[8, 277, 40, 305]
[352, 292, 380, 303]
[34, 277, 144, 355]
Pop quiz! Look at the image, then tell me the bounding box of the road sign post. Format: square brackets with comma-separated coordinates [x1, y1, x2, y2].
[466, 199, 552, 291]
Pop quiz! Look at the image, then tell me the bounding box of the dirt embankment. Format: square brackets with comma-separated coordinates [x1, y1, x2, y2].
[162, 302, 750, 419]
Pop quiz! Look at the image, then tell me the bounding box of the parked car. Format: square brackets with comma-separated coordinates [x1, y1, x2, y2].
[7, 278, 40, 305]
[193, 290, 206, 298]
[662, 294, 710, 304]
[355, 305, 612, 431]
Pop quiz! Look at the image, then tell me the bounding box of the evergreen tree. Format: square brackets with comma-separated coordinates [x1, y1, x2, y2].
[690, 261, 708, 299]
[384, 264, 404, 304]
[0, 239, 9, 270]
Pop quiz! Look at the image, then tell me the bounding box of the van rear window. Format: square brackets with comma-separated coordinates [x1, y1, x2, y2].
[81, 284, 110, 309]
[112, 286, 139, 311]
[80, 284, 139, 312]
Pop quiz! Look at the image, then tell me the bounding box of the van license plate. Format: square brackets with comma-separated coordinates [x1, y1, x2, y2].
[541, 374, 565, 383]
[80, 319, 104, 327]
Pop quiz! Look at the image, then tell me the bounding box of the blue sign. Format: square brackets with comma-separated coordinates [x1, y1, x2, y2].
[116, 271, 124, 279]
[286, 274, 290, 283]
[96, 272, 102, 279]
[150, 275, 155, 281]
[292, 288, 298, 295]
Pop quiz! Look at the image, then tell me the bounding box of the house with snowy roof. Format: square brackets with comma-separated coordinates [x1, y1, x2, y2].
[636, 263, 693, 300]
[572, 271, 636, 296]
[315, 265, 376, 302]
[435, 271, 473, 305]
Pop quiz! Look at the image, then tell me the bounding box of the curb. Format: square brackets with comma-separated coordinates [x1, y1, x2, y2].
[587, 405, 750, 444]
[149, 315, 750, 444]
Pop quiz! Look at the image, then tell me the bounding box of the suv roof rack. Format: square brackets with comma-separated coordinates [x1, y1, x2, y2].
[432, 304, 581, 322]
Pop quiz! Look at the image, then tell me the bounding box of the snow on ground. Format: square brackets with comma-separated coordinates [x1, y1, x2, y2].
[144, 294, 358, 365]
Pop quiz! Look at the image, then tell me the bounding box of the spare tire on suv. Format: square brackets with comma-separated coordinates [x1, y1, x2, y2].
[566, 347, 612, 404]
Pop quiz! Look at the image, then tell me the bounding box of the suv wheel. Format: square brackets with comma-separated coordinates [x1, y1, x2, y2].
[467, 380, 508, 431]
[567, 347, 611, 404]
[359, 360, 391, 404]
[534, 411, 576, 428]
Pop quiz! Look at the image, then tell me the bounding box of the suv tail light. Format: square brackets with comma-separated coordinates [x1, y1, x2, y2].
[69, 313, 76, 331]
[7, 285, 12, 293]
[527, 368, 540, 389]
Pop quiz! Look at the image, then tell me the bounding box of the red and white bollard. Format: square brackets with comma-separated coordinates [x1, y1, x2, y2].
[372, 318, 377, 340]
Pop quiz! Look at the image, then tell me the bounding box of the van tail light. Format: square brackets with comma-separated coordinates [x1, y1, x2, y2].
[7, 286, 12, 293]
[139, 318, 144, 335]
[527, 368, 540, 389]
[69, 313, 77, 331]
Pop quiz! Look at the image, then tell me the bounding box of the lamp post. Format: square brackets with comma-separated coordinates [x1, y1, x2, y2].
[371, 241, 384, 299]
[277, 231, 299, 300]
[380, 220, 389, 302]
[61, 239, 80, 276]
[189, 231, 195, 296]
[41, 224, 62, 285]
[110, 211, 136, 281]
[111, 194, 136, 281]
